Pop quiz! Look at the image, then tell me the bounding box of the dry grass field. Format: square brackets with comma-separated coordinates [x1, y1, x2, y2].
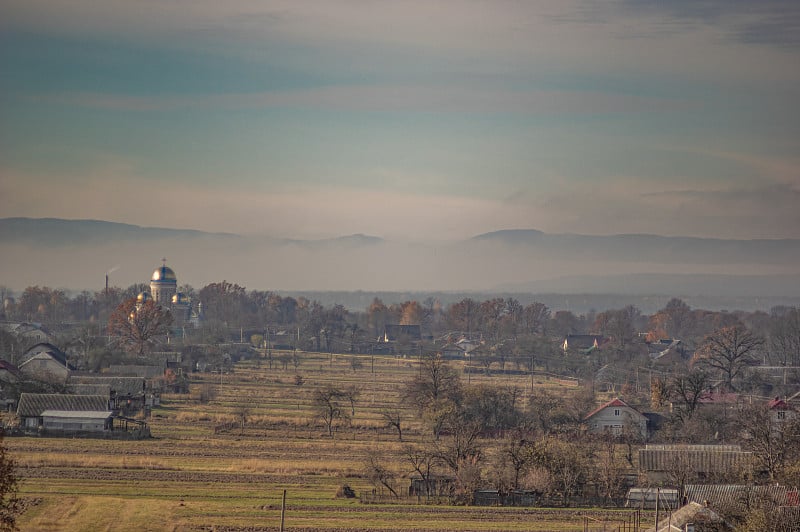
[7, 352, 644, 531]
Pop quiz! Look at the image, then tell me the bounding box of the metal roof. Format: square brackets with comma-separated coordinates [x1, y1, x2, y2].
[68, 376, 146, 396]
[685, 484, 792, 508]
[17, 393, 109, 417]
[41, 410, 112, 419]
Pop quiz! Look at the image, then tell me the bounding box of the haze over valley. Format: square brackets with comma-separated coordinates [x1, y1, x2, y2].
[2, 218, 799, 313]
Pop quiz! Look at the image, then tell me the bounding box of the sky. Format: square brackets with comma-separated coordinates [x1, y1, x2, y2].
[2, 0, 800, 241]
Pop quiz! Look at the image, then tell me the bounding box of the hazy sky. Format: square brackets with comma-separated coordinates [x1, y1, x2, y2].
[2, 0, 799, 241]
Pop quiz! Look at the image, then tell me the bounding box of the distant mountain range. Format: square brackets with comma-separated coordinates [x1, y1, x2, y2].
[0, 218, 382, 247]
[1, 218, 799, 306]
[472, 229, 800, 266]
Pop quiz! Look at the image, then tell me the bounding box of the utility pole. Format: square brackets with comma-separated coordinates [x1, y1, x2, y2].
[530, 352, 535, 391]
[655, 487, 660, 530]
[280, 489, 286, 532]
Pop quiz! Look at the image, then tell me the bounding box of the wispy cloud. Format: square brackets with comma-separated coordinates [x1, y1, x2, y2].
[618, 0, 800, 49]
[503, 176, 800, 239]
[29, 86, 689, 115]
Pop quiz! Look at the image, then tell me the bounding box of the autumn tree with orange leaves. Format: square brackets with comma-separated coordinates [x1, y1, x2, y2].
[108, 297, 173, 356]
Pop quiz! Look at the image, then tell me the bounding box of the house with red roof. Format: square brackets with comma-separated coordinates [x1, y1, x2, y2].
[768, 396, 796, 425]
[584, 397, 648, 439]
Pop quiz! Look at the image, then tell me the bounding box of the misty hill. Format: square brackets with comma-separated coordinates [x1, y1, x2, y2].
[1, 218, 799, 305]
[0, 218, 383, 248]
[0, 217, 237, 246]
[473, 229, 800, 266]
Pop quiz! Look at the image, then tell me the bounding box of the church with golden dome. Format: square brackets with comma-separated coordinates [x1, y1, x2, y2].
[150, 261, 178, 305]
[139, 260, 200, 327]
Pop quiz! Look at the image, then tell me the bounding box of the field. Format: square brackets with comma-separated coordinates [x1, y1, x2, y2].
[7, 352, 646, 531]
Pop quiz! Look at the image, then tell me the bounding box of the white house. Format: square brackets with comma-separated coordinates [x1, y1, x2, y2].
[584, 397, 648, 439]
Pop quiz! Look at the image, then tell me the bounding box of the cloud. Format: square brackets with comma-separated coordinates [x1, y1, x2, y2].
[502, 177, 800, 239]
[618, 0, 800, 49]
[29, 86, 688, 115]
[4, 0, 798, 85]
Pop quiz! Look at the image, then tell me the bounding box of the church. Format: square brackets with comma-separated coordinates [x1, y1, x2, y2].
[137, 260, 202, 328]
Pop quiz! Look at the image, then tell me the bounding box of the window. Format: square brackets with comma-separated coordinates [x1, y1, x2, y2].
[777, 411, 786, 420]
[614, 409, 620, 416]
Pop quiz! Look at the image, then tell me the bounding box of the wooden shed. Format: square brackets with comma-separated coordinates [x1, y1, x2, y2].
[41, 410, 113, 433]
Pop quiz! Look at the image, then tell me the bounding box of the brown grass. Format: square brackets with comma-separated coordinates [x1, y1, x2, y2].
[9, 351, 609, 531]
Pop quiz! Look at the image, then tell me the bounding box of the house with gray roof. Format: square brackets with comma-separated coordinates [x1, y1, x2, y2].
[107, 364, 165, 379]
[68, 376, 148, 416]
[16, 392, 110, 432]
[380, 324, 422, 343]
[0, 322, 54, 344]
[562, 334, 608, 354]
[18, 342, 73, 384]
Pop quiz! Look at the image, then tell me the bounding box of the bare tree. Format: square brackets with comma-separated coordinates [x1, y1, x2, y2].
[592, 436, 625, 506]
[592, 306, 639, 348]
[404, 353, 462, 438]
[364, 451, 400, 498]
[660, 447, 696, 503]
[694, 325, 764, 391]
[523, 301, 551, 336]
[403, 444, 440, 501]
[490, 432, 535, 493]
[669, 369, 712, 422]
[530, 437, 590, 507]
[435, 415, 483, 477]
[737, 403, 800, 483]
[649, 298, 693, 340]
[380, 408, 404, 441]
[233, 404, 250, 435]
[769, 307, 800, 366]
[312, 386, 349, 437]
[342, 385, 360, 417]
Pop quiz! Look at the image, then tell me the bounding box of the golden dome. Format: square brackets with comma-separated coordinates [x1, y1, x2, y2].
[151, 266, 177, 282]
[172, 292, 188, 305]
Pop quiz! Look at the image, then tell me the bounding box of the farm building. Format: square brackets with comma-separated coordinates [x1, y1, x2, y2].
[380, 324, 422, 343]
[41, 410, 113, 433]
[684, 484, 798, 511]
[626, 488, 680, 510]
[15, 392, 150, 438]
[562, 334, 608, 354]
[107, 364, 165, 378]
[639, 445, 754, 483]
[409, 474, 455, 498]
[16, 393, 111, 432]
[68, 376, 149, 416]
[439, 343, 467, 360]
